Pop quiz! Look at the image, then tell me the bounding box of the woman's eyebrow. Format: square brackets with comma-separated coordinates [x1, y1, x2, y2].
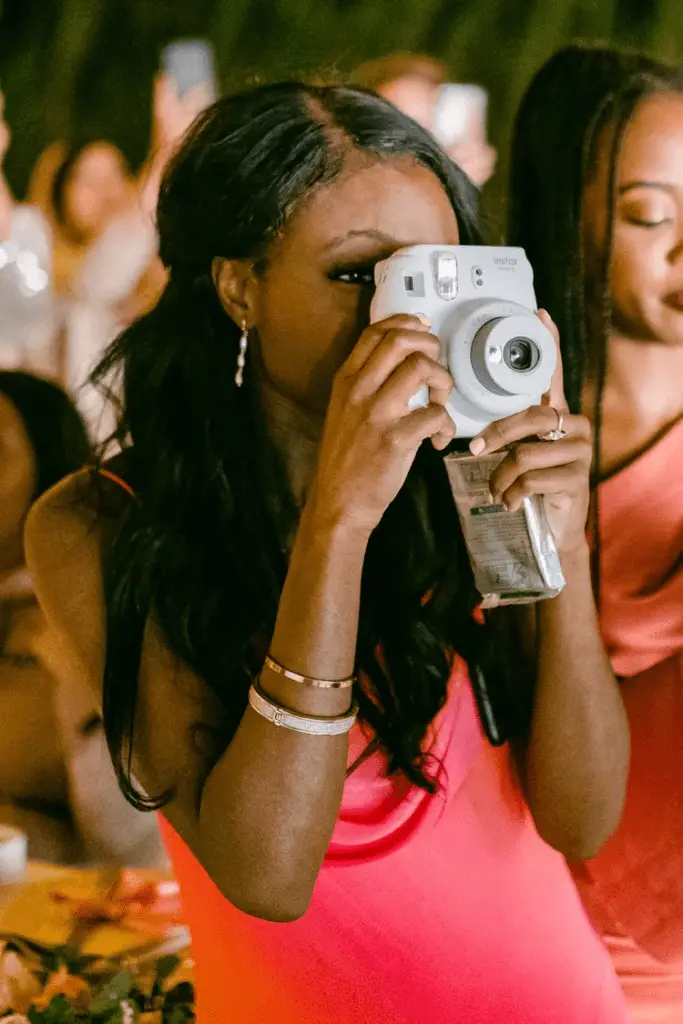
[321, 228, 397, 252]
[618, 181, 678, 196]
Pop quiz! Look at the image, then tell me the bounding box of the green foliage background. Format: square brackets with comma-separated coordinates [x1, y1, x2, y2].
[1, 0, 681, 228]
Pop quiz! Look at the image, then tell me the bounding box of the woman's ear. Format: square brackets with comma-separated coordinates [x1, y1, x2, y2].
[212, 257, 261, 329]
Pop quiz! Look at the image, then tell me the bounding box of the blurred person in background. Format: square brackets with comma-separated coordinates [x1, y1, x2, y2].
[510, 44, 683, 1021]
[26, 83, 628, 1023]
[0, 370, 165, 867]
[353, 52, 447, 130]
[0, 91, 56, 376]
[26, 67, 212, 445]
[48, 140, 135, 298]
[353, 52, 496, 188]
[30, 139, 160, 443]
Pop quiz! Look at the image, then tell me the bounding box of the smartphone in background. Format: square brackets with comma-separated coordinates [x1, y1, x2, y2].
[161, 39, 218, 102]
[432, 84, 489, 148]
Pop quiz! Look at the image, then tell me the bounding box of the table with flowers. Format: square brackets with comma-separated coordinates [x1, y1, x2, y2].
[0, 862, 194, 1022]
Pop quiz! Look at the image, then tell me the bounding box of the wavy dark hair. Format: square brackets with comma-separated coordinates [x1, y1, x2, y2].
[93, 82, 530, 810]
[509, 45, 683, 430]
[0, 371, 91, 500]
[508, 44, 683, 598]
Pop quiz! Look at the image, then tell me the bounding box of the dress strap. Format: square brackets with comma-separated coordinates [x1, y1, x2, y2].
[98, 468, 135, 497]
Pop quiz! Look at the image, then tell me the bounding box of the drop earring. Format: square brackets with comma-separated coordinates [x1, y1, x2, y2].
[235, 321, 249, 387]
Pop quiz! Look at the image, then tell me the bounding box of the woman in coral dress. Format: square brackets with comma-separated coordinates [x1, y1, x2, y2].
[28, 82, 628, 1021]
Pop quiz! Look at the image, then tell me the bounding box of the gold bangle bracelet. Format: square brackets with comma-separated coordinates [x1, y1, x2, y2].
[263, 654, 356, 690]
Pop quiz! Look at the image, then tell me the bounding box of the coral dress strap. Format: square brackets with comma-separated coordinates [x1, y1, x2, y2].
[98, 467, 135, 496]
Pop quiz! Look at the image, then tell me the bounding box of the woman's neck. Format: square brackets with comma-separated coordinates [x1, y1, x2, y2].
[584, 330, 683, 475]
[257, 374, 323, 509]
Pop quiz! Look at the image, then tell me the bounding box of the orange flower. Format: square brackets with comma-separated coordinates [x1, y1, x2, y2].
[33, 965, 91, 1011]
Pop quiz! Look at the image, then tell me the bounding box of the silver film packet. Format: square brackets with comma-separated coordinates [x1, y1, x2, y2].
[444, 451, 565, 607]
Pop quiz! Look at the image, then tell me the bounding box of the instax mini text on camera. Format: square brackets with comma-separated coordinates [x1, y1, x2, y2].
[370, 245, 556, 438]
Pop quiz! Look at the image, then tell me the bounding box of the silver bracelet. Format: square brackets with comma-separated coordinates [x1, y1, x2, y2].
[248, 681, 358, 736]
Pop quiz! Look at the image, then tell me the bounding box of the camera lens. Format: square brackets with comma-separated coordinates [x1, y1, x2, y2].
[503, 337, 539, 373]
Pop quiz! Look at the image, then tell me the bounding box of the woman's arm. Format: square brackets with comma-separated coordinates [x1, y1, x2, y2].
[519, 544, 629, 859]
[45, 640, 168, 868]
[475, 312, 629, 859]
[5, 599, 167, 867]
[0, 173, 14, 242]
[0, 96, 13, 240]
[138, 75, 214, 219]
[196, 501, 367, 920]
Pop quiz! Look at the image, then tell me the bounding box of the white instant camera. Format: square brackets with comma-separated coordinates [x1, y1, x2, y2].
[370, 245, 556, 438]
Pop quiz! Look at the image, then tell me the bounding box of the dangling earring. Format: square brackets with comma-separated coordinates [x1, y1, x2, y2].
[235, 320, 249, 387]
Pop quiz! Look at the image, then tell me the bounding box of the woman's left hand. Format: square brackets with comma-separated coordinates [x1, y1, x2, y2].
[468, 310, 591, 556]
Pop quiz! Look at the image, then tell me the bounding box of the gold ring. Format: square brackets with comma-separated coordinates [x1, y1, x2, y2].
[539, 407, 567, 442]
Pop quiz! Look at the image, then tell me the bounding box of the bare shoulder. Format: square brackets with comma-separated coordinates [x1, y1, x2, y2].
[25, 471, 229, 832]
[26, 468, 127, 550]
[24, 469, 129, 699]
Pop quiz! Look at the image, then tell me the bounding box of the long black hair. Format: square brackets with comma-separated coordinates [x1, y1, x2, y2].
[509, 44, 683, 425]
[94, 82, 528, 810]
[508, 45, 683, 601]
[0, 371, 91, 500]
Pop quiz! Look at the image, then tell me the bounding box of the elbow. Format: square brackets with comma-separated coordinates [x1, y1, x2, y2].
[231, 894, 310, 924]
[221, 885, 312, 924]
[524, 746, 630, 862]
[210, 868, 314, 923]
[536, 824, 609, 862]
[531, 803, 623, 861]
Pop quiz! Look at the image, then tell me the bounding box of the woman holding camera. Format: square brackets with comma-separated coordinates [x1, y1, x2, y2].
[25, 84, 628, 1022]
[510, 45, 683, 1018]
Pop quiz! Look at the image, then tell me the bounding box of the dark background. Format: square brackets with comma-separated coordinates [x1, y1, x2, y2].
[1, 0, 681, 227]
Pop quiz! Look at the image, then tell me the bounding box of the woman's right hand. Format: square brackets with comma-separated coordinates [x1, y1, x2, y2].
[152, 74, 213, 153]
[308, 314, 454, 537]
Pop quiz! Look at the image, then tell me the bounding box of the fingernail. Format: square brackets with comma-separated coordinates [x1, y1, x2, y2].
[469, 437, 486, 455]
[417, 315, 432, 327]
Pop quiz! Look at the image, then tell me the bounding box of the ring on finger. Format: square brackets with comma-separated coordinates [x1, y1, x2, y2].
[538, 406, 567, 442]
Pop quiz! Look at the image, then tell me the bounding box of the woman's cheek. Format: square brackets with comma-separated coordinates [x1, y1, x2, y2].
[611, 236, 658, 314]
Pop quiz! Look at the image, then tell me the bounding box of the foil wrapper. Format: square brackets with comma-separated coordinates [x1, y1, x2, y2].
[445, 451, 565, 607]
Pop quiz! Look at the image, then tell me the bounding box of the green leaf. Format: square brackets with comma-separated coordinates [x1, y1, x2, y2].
[90, 969, 134, 1015]
[162, 981, 195, 1023]
[155, 955, 181, 984]
[164, 981, 194, 1006]
[163, 1005, 194, 1024]
[27, 994, 77, 1024]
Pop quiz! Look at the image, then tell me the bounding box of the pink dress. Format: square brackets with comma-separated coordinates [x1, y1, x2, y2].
[160, 668, 626, 1023]
[101, 466, 626, 1022]
[572, 419, 683, 1020]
